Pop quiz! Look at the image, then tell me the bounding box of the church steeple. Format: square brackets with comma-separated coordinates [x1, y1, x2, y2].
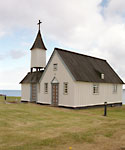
[30, 20, 47, 72]
[30, 20, 47, 50]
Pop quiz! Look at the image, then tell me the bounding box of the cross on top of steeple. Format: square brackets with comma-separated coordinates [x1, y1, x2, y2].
[30, 20, 46, 50]
[37, 20, 42, 30]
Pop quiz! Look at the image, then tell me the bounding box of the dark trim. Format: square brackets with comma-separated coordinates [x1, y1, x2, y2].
[21, 100, 37, 104]
[58, 102, 122, 109]
[31, 68, 33, 73]
[36, 102, 50, 106]
[21, 100, 29, 103]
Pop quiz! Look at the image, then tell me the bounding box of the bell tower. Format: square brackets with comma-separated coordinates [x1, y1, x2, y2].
[30, 20, 47, 72]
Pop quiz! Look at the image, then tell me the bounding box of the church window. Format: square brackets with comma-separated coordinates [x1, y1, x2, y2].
[113, 84, 117, 93]
[101, 73, 104, 79]
[64, 82, 68, 94]
[93, 84, 99, 94]
[53, 64, 58, 71]
[44, 83, 48, 93]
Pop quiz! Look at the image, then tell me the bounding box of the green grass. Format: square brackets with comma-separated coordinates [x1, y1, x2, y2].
[0, 96, 21, 102]
[0, 97, 125, 150]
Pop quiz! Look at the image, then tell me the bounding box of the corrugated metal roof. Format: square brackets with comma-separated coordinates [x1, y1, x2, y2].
[56, 48, 124, 84]
[20, 71, 44, 84]
[30, 30, 47, 50]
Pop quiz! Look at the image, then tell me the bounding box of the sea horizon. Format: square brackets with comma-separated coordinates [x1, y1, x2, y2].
[0, 90, 21, 97]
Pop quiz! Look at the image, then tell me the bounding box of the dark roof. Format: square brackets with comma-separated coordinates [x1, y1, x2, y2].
[30, 30, 47, 50]
[56, 48, 124, 84]
[20, 71, 44, 84]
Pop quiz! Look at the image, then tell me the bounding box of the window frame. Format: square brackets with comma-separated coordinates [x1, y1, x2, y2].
[44, 83, 48, 94]
[53, 63, 58, 71]
[93, 84, 99, 94]
[63, 82, 68, 95]
[101, 73, 104, 79]
[113, 84, 117, 93]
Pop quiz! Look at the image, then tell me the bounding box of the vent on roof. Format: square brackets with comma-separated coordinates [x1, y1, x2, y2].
[101, 73, 104, 79]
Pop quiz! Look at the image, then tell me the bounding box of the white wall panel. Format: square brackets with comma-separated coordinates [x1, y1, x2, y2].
[74, 82, 122, 107]
[38, 51, 75, 107]
[21, 84, 30, 101]
[31, 48, 46, 68]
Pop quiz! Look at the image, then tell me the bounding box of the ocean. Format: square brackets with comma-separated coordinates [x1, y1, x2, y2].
[0, 90, 21, 97]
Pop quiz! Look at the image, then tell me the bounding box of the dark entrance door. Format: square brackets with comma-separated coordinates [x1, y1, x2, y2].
[31, 83, 37, 102]
[52, 84, 59, 106]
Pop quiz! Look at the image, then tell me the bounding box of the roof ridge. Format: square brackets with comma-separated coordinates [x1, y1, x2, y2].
[55, 47, 106, 62]
[54, 47, 123, 84]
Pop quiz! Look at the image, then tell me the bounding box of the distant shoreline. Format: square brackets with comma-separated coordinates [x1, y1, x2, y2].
[0, 90, 21, 97]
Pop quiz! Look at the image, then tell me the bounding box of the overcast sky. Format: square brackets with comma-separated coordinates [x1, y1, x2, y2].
[0, 0, 125, 90]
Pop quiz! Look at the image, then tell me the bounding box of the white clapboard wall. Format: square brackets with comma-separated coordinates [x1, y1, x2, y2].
[122, 89, 125, 104]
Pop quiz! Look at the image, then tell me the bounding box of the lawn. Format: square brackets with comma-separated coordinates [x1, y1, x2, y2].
[0, 97, 125, 150]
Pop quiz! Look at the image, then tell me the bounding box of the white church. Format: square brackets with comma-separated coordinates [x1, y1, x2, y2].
[20, 21, 124, 108]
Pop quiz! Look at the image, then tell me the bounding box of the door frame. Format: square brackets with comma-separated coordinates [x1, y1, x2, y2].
[30, 83, 37, 102]
[51, 83, 59, 106]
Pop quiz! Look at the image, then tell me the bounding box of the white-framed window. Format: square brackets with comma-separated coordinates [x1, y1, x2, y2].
[63, 82, 68, 94]
[93, 84, 99, 94]
[113, 84, 117, 93]
[53, 64, 58, 71]
[101, 73, 104, 79]
[44, 83, 48, 93]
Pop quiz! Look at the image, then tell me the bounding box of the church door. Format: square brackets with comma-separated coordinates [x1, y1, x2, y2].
[52, 83, 59, 106]
[31, 83, 37, 102]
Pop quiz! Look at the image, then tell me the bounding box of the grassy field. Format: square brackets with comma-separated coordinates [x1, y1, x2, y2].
[0, 97, 125, 150]
[0, 96, 21, 103]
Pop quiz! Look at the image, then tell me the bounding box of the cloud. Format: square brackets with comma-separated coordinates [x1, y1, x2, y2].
[0, 0, 125, 89]
[9, 50, 26, 59]
[0, 54, 6, 60]
[104, 0, 125, 16]
[0, 67, 28, 90]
